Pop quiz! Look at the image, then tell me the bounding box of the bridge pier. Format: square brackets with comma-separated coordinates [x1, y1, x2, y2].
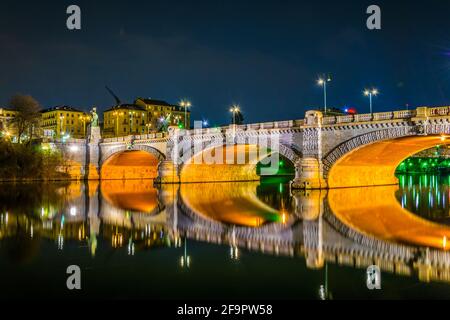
[291, 158, 327, 189]
[86, 126, 101, 180]
[154, 160, 180, 184]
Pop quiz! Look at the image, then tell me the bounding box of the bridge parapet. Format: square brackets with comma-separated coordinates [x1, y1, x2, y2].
[321, 109, 417, 126]
[172, 119, 304, 137]
[102, 132, 168, 143]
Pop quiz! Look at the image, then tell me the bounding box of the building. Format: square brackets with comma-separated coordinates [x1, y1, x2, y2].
[103, 104, 148, 138]
[0, 107, 19, 141]
[41, 106, 89, 139]
[135, 98, 190, 130]
[103, 98, 191, 138]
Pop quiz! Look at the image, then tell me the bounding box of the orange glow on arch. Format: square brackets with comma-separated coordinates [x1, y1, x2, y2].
[328, 135, 450, 188]
[101, 180, 159, 213]
[101, 150, 160, 180]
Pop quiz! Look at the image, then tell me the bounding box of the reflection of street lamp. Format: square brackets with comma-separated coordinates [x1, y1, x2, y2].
[128, 238, 135, 256]
[230, 246, 239, 260]
[230, 105, 240, 125]
[180, 99, 191, 129]
[180, 236, 190, 268]
[364, 88, 378, 115]
[318, 263, 331, 300]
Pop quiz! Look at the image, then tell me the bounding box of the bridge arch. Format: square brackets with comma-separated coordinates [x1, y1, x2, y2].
[100, 144, 165, 180]
[325, 127, 450, 188]
[178, 143, 300, 183]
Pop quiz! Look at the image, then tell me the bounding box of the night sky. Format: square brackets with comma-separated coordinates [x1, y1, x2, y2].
[1, 0, 450, 125]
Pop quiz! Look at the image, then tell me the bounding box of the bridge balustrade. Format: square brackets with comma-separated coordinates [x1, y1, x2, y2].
[373, 112, 393, 121]
[336, 115, 354, 123]
[393, 110, 416, 119]
[428, 106, 450, 116]
[322, 116, 336, 125]
[320, 109, 419, 126]
[354, 114, 372, 122]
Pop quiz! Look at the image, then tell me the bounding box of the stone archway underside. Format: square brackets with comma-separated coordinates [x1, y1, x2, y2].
[101, 150, 160, 180]
[327, 135, 450, 188]
[180, 144, 296, 183]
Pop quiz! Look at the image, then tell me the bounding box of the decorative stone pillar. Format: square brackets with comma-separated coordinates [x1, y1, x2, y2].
[155, 127, 183, 184]
[291, 110, 327, 189]
[85, 126, 101, 180]
[291, 158, 327, 189]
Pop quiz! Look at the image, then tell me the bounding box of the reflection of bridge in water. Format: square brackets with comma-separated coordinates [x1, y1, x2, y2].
[2, 180, 450, 284]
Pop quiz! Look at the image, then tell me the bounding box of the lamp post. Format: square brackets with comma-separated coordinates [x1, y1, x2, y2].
[230, 105, 240, 125]
[364, 88, 378, 116]
[317, 76, 331, 115]
[146, 123, 152, 134]
[78, 115, 88, 137]
[180, 100, 191, 129]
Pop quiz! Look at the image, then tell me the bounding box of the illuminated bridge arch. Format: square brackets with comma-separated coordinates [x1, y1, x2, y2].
[324, 125, 450, 188]
[100, 144, 165, 166]
[178, 142, 301, 183]
[100, 144, 165, 180]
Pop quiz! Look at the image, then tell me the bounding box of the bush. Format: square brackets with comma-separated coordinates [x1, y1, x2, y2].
[0, 140, 69, 180]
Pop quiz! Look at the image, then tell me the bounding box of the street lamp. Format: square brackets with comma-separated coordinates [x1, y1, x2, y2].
[146, 123, 152, 134]
[230, 105, 240, 125]
[180, 99, 191, 129]
[317, 75, 331, 115]
[364, 88, 378, 115]
[78, 114, 88, 137]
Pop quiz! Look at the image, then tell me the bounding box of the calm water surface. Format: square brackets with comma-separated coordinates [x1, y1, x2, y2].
[2, 176, 450, 299]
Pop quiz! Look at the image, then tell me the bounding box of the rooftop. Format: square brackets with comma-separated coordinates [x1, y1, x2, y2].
[136, 97, 173, 107]
[104, 104, 147, 112]
[41, 105, 85, 113]
[0, 107, 18, 113]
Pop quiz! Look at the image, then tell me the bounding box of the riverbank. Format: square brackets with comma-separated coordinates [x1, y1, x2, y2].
[0, 141, 70, 181]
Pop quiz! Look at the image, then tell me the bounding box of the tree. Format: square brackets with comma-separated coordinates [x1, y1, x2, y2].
[8, 95, 41, 144]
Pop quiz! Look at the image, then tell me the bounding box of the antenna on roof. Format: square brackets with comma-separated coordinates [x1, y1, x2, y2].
[105, 86, 121, 105]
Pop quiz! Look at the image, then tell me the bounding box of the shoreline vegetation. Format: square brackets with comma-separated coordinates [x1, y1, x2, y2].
[0, 94, 71, 181]
[0, 140, 70, 181]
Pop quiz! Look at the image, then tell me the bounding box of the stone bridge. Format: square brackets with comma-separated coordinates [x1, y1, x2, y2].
[53, 106, 450, 189]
